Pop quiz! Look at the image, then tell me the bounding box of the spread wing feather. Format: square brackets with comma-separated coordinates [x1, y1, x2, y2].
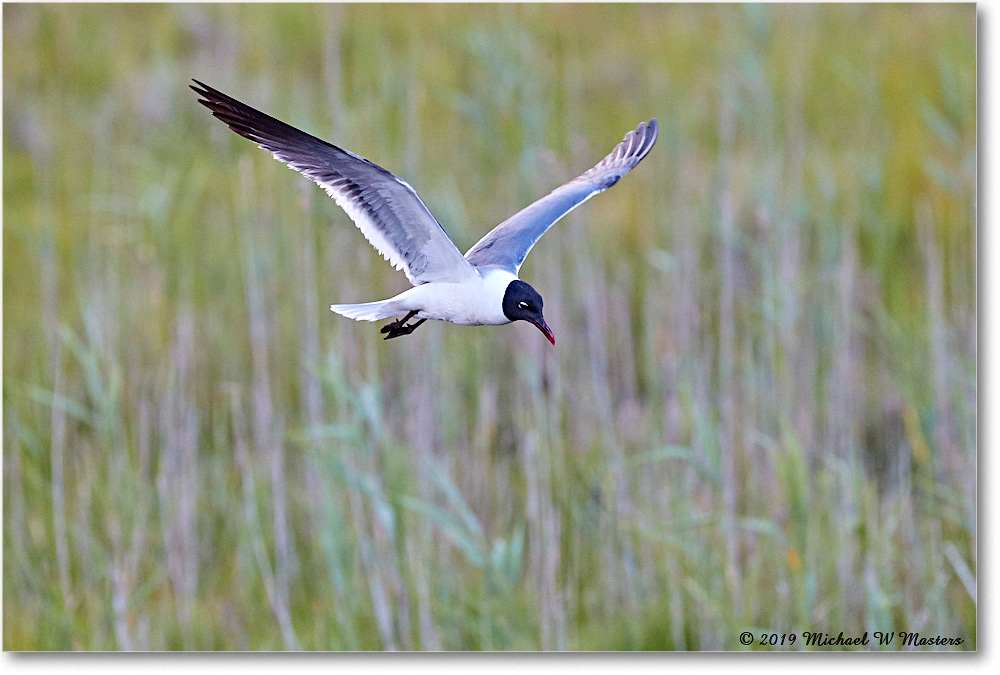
[192, 80, 476, 285]
[464, 119, 658, 272]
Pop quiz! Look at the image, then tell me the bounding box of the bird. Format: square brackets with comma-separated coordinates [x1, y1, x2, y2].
[191, 80, 657, 344]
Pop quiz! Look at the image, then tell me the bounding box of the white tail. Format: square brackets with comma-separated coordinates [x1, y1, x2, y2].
[329, 300, 400, 322]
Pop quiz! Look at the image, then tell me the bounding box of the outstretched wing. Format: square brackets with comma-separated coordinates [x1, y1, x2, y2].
[464, 119, 658, 273]
[192, 80, 477, 285]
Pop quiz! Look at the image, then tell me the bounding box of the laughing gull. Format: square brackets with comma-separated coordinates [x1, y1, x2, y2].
[192, 80, 657, 343]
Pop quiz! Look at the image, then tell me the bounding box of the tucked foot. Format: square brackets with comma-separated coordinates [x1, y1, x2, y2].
[381, 311, 426, 340]
[380, 310, 418, 335]
[382, 318, 426, 340]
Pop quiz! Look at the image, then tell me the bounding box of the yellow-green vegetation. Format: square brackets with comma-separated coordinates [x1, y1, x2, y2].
[3, 3, 975, 650]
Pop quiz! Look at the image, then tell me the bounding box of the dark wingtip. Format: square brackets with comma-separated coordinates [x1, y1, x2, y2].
[190, 79, 219, 112]
[189, 80, 260, 140]
[190, 79, 211, 97]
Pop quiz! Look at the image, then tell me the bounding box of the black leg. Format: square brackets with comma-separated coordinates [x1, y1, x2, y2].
[380, 310, 417, 334]
[382, 318, 427, 340]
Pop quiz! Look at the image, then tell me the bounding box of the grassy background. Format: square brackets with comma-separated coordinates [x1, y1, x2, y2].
[3, 3, 976, 650]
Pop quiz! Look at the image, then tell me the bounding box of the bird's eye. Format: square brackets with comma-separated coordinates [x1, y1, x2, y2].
[518, 301, 529, 311]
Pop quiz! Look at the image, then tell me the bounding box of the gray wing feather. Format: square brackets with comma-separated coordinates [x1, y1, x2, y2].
[192, 80, 476, 285]
[465, 119, 658, 272]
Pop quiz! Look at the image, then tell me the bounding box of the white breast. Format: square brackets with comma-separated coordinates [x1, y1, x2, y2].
[396, 268, 517, 326]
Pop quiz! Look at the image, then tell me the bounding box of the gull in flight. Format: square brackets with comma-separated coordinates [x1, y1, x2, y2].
[192, 80, 657, 343]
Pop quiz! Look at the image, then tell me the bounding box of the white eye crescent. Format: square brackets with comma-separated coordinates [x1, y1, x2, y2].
[518, 301, 529, 310]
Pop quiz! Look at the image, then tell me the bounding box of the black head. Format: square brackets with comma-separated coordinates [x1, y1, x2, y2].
[502, 280, 555, 345]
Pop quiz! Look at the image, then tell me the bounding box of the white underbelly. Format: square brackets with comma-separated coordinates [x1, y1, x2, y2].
[395, 270, 517, 326]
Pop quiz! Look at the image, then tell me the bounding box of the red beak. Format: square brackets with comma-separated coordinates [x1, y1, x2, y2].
[531, 318, 555, 345]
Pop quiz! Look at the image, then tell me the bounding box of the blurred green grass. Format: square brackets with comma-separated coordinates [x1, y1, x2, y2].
[3, 3, 976, 650]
